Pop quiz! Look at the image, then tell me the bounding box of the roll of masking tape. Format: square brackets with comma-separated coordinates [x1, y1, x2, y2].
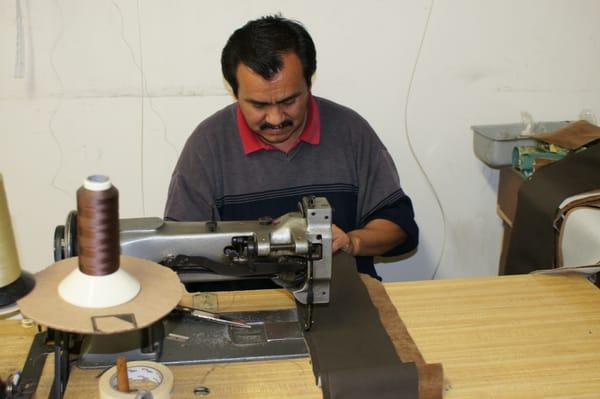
[99, 361, 173, 399]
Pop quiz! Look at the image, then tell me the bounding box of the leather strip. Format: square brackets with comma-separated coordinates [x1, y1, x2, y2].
[299, 253, 419, 399]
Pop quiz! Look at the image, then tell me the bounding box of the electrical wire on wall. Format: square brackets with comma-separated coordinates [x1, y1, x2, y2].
[111, 0, 179, 216]
[111, 0, 150, 216]
[403, 0, 447, 279]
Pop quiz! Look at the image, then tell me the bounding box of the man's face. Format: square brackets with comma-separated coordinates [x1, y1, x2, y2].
[236, 52, 309, 146]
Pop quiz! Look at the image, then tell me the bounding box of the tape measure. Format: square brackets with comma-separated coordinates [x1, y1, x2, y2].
[99, 361, 173, 399]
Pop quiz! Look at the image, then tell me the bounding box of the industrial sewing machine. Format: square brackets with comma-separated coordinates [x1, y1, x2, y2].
[50, 196, 332, 368]
[54, 196, 332, 305]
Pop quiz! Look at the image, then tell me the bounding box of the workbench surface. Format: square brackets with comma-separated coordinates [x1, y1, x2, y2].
[2, 273, 599, 398]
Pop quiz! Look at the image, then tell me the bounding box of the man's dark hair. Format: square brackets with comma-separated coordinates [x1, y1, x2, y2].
[221, 15, 316, 96]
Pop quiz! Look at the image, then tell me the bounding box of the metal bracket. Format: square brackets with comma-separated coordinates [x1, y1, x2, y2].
[12, 331, 52, 399]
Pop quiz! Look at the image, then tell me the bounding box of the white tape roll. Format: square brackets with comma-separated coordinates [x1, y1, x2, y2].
[99, 361, 174, 399]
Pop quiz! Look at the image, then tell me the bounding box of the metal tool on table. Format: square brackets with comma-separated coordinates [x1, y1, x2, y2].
[175, 306, 251, 329]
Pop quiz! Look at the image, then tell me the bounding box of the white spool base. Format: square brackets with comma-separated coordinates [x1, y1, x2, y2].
[58, 267, 140, 308]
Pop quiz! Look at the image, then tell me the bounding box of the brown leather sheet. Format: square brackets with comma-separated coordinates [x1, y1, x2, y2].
[299, 253, 444, 399]
[505, 143, 600, 274]
[535, 120, 600, 150]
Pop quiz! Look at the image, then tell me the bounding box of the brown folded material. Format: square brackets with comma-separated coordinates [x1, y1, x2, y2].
[300, 253, 419, 399]
[534, 120, 600, 150]
[323, 364, 420, 399]
[505, 143, 600, 274]
[361, 275, 445, 399]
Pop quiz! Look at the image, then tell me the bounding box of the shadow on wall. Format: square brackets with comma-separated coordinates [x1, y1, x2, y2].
[478, 163, 500, 193]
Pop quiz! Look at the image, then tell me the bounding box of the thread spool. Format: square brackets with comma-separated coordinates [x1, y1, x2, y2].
[58, 176, 140, 308]
[0, 175, 20, 287]
[0, 173, 34, 308]
[77, 175, 120, 276]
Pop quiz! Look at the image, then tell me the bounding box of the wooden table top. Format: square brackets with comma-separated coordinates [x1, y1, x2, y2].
[2, 273, 599, 398]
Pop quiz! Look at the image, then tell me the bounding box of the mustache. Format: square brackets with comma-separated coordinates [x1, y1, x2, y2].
[260, 120, 293, 130]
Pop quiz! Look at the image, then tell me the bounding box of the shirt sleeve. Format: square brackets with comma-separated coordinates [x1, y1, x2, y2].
[361, 194, 419, 256]
[352, 120, 419, 257]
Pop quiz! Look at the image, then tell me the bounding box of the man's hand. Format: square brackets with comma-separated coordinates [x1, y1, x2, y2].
[331, 219, 407, 257]
[332, 224, 359, 255]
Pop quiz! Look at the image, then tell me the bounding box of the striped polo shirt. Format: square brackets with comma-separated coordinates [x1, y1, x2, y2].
[165, 96, 418, 278]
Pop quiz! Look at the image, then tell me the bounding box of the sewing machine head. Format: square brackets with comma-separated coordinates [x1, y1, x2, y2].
[54, 196, 332, 305]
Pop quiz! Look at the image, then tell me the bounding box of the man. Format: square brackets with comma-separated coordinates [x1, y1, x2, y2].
[165, 15, 418, 279]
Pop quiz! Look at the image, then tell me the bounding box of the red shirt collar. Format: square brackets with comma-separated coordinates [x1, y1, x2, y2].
[237, 94, 321, 155]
